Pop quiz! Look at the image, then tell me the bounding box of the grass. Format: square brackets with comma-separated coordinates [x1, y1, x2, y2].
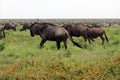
[0, 26, 120, 79]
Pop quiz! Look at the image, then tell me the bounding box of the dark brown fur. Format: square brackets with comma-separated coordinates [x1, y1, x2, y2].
[20, 23, 32, 31]
[4, 23, 17, 31]
[87, 28, 109, 45]
[63, 23, 92, 43]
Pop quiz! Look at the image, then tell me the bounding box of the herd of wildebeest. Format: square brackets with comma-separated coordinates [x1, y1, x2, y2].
[0, 22, 109, 49]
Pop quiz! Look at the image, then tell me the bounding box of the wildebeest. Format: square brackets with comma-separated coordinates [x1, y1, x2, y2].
[86, 27, 109, 45]
[63, 23, 92, 44]
[0, 27, 5, 39]
[4, 23, 17, 31]
[82, 23, 109, 44]
[30, 22, 82, 49]
[20, 23, 32, 31]
[63, 23, 109, 45]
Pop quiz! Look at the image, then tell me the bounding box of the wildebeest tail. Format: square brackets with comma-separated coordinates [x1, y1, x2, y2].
[71, 39, 83, 48]
[104, 31, 109, 42]
[64, 28, 83, 48]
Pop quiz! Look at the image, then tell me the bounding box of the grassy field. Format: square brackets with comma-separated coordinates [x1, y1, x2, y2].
[0, 25, 120, 80]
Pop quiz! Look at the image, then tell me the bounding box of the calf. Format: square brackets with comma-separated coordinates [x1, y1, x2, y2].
[87, 28, 109, 45]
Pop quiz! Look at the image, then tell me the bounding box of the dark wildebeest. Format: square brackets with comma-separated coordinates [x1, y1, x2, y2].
[4, 23, 17, 31]
[20, 23, 32, 31]
[63, 23, 92, 44]
[82, 23, 109, 45]
[86, 27, 109, 45]
[0, 27, 5, 39]
[63, 23, 108, 45]
[81, 23, 109, 44]
[30, 22, 82, 49]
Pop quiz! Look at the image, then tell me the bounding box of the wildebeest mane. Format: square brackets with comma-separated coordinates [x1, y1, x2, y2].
[33, 22, 56, 26]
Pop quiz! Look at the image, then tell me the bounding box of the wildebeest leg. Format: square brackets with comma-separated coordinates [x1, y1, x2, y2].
[63, 40, 67, 49]
[13, 27, 16, 31]
[99, 36, 105, 45]
[40, 39, 47, 48]
[84, 34, 91, 44]
[88, 38, 92, 44]
[83, 37, 87, 42]
[90, 38, 95, 42]
[56, 42, 61, 50]
[83, 33, 91, 44]
[83, 36, 93, 44]
[14, 28, 16, 31]
[24, 28, 26, 31]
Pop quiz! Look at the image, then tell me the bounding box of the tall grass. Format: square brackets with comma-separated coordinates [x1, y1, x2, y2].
[0, 26, 120, 79]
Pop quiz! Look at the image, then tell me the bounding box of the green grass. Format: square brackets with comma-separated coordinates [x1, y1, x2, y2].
[0, 26, 120, 79]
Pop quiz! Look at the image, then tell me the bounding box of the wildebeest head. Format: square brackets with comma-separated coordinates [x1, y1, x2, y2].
[62, 23, 73, 31]
[30, 22, 56, 36]
[30, 22, 47, 37]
